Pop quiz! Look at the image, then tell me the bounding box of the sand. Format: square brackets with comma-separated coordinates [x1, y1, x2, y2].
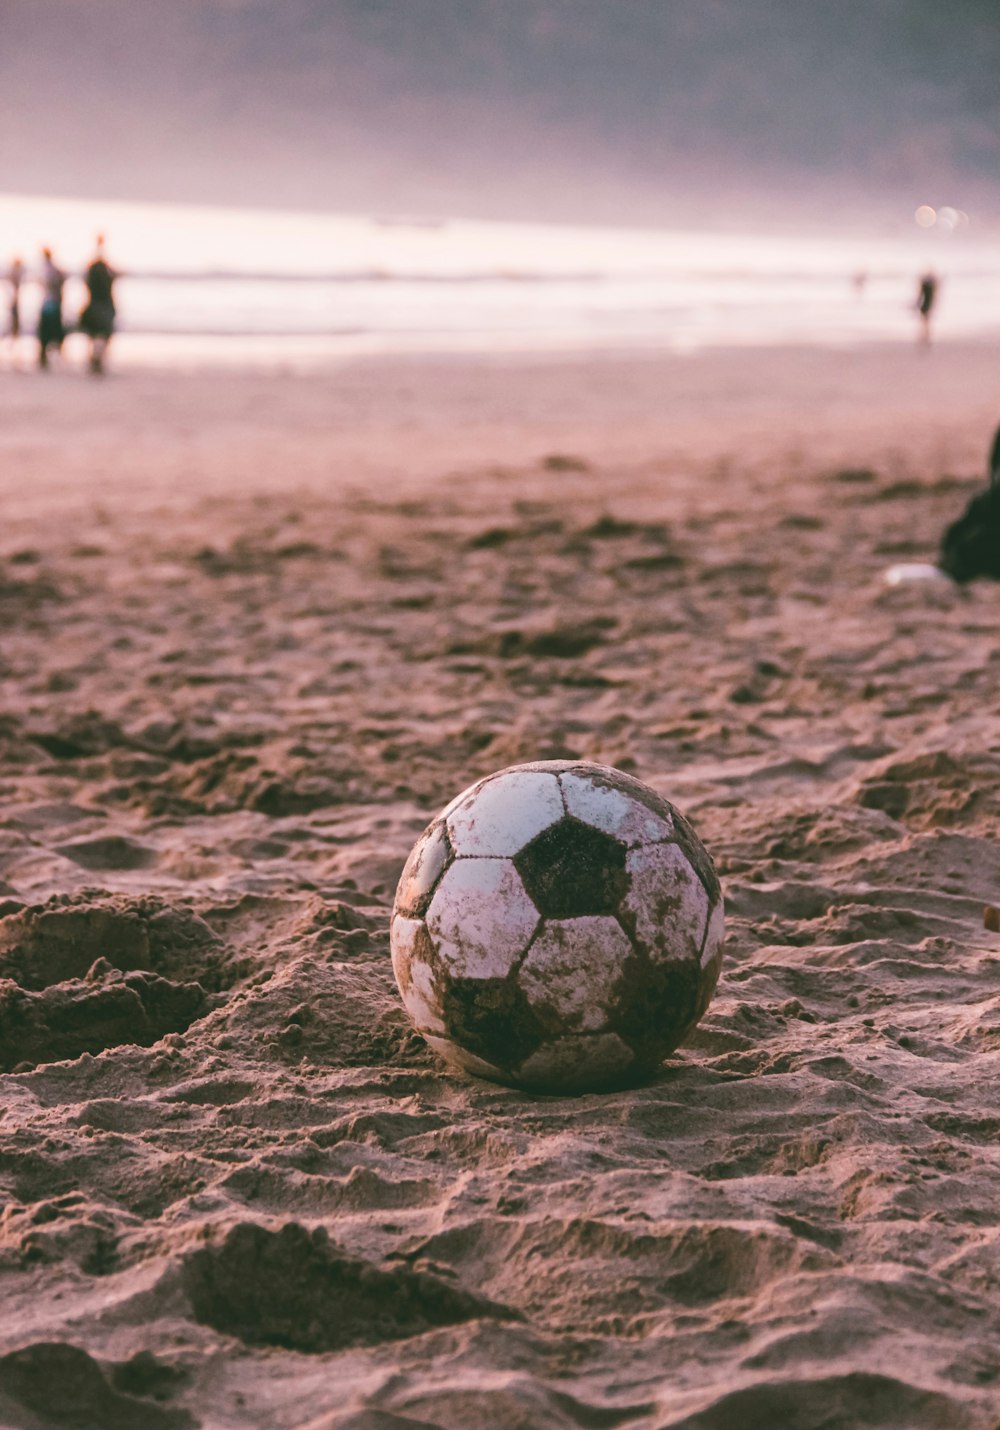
[0, 340, 999, 1429]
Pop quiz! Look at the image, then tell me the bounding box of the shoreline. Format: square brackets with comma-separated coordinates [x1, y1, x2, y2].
[4, 325, 1000, 373]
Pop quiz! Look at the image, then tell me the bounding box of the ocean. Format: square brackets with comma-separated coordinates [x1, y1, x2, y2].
[3, 191, 999, 365]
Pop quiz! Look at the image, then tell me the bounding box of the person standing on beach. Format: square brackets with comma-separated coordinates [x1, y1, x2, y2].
[6, 257, 24, 345]
[37, 247, 67, 369]
[916, 270, 938, 345]
[79, 234, 117, 375]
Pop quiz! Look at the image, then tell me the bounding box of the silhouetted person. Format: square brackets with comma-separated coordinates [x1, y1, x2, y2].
[916, 270, 938, 345]
[6, 257, 24, 341]
[79, 233, 117, 375]
[989, 423, 1000, 488]
[939, 423, 1000, 581]
[37, 247, 66, 369]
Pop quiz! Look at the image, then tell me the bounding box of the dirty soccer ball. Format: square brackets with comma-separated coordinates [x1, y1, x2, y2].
[390, 761, 724, 1092]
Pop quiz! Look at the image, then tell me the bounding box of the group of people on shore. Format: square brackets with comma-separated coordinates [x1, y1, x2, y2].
[1, 241, 949, 367]
[5, 236, 117, 374]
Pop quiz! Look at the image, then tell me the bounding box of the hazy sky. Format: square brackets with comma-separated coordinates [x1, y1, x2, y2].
[3, 1, 998, 227]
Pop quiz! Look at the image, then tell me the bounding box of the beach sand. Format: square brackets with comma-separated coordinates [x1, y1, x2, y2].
[0, 341, 999, 1428]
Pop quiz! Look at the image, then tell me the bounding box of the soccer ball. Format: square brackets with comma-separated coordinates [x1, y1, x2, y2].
[390, 760, 724, 1093]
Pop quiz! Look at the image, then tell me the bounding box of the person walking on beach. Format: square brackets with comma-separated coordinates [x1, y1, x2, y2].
[37, 247, 67, 369]
[6, 256, 24, 345]
[916, 270, 938, 345]
[79, 233, 117, 375]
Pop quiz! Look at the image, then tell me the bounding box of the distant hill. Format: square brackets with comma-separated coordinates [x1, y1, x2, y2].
[3, 0, 999, 227]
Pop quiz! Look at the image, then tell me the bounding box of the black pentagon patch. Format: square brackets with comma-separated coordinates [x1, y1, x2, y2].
[394, 821, 453, 917]
[438, 974, 544, 1069]
[694, 953, 722, 1023]
[513, 816, 628, 919]
[609, 956, 701, 1069]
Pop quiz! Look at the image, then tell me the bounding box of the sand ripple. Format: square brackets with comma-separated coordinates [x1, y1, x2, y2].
[1, 388, 998, 1427]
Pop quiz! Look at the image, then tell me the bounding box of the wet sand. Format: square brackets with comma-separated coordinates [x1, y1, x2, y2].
[1, 342, 999, 1428]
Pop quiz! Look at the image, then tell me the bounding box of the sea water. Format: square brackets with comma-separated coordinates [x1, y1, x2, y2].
[3, 190, 1000, 365]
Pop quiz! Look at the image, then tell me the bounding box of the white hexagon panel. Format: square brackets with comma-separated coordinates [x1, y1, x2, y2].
[446, 769, 564, 857]
[622, 841, 709, 963]
[560, 770, 674, 847]
[518, 916, 632, 1033]
[425, 857, 539, 980]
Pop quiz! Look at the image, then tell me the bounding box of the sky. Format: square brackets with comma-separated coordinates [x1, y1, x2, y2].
[2, 1, 999, 230]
